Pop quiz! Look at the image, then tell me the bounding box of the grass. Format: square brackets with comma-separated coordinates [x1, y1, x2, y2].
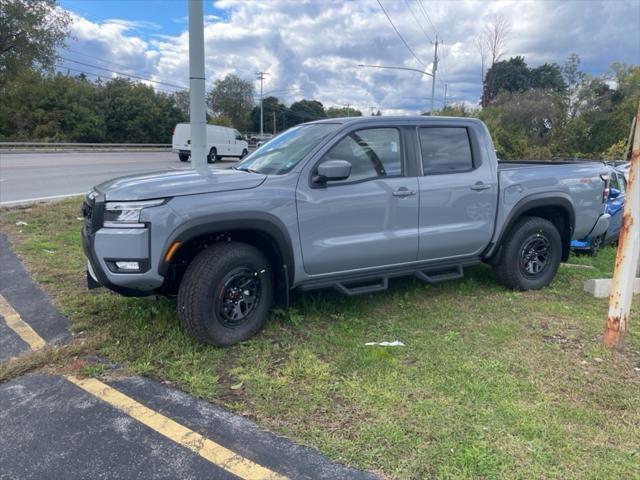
[1, 197, 639, 479]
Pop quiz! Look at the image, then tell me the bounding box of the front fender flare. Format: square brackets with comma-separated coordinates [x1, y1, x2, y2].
[158, 212, 295, 284]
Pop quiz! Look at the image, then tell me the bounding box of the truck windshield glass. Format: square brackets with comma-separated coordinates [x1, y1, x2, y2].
[235, 124, 339, 174]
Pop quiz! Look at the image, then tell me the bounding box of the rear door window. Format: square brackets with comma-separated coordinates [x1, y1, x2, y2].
[419, 127, 473, 175]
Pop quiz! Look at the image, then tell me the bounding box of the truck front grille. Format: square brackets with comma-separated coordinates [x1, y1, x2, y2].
[82, 198, 103, 234]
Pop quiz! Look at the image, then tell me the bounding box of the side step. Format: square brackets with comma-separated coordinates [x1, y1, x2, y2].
[334, 277, 388, 296]
[415, 265, 464, 283]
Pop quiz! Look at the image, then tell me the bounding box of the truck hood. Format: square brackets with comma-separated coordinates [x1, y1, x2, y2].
[95, 167, 267, 201]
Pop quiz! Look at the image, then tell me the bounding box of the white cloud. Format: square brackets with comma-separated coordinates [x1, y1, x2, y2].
[61, 0, 640, 113]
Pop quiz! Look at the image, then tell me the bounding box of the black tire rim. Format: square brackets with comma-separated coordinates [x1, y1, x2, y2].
[215, 267, 261, 327]
[519, 233, 551, 277]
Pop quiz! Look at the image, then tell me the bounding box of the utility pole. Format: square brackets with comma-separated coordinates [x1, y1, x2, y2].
[188, 0, 206, 168]
[272, 111, 276, 134]
[603, 102, 640, 349]
[443, 83, 448, 109]
[430, 36, 439, 115]
[256, 71, 269, 137]
[344, 103, 352, 117]
[369, 106, 376, 116]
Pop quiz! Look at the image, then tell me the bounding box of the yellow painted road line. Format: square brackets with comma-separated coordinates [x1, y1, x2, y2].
[65, 375, 287, 480]
[0, 293, 46, 350]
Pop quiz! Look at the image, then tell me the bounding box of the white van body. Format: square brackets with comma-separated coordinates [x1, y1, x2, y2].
[172, 123, 249, 163]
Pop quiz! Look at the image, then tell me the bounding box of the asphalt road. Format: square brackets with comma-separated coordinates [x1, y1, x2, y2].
[0, 151, 234, 205]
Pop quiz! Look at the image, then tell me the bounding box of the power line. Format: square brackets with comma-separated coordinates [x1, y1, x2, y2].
[376, 0, 427, 69]
[55, 65, 181, 94]
[65, 49, 159, 77]
[416, 0, 438, 39]
[404, 0, 433, 43]
[60, 57, 188, 89]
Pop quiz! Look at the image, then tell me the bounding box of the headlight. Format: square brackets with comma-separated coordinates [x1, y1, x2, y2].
[103, 199, 166, 228]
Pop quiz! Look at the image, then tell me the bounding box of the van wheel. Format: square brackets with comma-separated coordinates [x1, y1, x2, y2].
[177, 242, 273, 346]
[207, 148, 217, 164]
[240, 149, 248, 159]
[492, 216, 561, 291]
[178, 153, 189, 162]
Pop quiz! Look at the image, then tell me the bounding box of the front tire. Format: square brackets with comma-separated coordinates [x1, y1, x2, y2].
[177, 242, 273, 346]
[178, 153, 189, 162]
[492, 216, 562, 291]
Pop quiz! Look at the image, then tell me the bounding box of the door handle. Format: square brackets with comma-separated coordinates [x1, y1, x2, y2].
[471, 182, 491, 191]
[392, 188, 416, 198]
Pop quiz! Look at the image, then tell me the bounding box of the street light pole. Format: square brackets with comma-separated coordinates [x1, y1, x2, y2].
[358, 64, 433, 114]
[256, 72, 268, 137]
[188, 0, 206, 168]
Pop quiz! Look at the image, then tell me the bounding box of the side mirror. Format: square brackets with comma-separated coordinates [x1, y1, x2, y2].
[609, 188, 620, 199]
[313, 159, 352, 184]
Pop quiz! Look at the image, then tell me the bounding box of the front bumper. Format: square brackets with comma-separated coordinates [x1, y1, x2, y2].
[81, 198, 163, 297]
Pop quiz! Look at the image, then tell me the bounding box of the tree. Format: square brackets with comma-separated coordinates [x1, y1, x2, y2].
[530, 63, 566, 93]
[0, 0, 71, 80]
[480, 15, 510, 107]
[488, 56, 530, 98]
[562, 53, 586, 118]
[172, 90, 190, 119]
[288, 99, 326, 126]
[206, 74, 254, 131]
[249, 96, 286, 133]
[326, 106, 362, 118]
[208, 115, 233, 127]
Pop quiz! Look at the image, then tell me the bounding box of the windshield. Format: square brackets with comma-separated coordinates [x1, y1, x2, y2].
[235, 123, 340, 174]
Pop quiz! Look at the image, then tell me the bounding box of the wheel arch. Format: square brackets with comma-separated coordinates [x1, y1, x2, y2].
[485, 193, 576, 263]
[158, 213, 294, 307]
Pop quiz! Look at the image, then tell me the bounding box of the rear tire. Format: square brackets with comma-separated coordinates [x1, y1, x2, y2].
[207, 147, 217, 164]
[177, 242, 273, 346]
[178, 153, 189, 162]
[492, 216, 562, 291]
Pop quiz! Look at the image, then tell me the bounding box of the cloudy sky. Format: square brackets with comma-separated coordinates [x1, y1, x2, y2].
[57, 0, 640, 115]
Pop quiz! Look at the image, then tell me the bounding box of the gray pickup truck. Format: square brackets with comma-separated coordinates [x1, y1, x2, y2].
[82, 116, 610, 345]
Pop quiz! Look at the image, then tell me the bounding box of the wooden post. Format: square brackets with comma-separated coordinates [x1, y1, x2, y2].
[604, 102, 640, 348]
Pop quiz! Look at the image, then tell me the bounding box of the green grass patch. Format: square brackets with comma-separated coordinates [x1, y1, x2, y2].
[2, 198, 639, 479]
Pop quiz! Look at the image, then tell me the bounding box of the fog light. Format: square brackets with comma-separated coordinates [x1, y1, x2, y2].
[115, 261, 140, 271]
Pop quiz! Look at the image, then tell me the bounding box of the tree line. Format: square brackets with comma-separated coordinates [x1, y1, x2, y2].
[442, 55, 639, 160]
[0, 0, 637, 158]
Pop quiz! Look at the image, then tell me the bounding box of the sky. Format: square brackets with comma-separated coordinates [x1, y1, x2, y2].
[57, 0, 640, 115]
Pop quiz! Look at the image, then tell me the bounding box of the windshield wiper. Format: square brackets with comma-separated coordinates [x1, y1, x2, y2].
[233, 166, 261, 173]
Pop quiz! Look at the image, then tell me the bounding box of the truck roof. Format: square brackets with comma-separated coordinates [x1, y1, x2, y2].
[306, 115, 485, 127]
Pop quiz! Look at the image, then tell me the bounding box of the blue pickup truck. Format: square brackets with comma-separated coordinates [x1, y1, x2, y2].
[83, 116, 611, 345]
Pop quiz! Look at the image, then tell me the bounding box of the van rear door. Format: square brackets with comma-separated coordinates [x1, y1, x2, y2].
[172, 124, 190, 152]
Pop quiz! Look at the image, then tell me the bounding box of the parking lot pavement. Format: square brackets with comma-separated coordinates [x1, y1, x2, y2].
[0, 233, 377, 480]
[0, 234, 69, 360]
[0, 151, 235, 205]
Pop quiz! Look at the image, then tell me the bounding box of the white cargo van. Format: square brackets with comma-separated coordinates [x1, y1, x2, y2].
[172, 123, 249, 163]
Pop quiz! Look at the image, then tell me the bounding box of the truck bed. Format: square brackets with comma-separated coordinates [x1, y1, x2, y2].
[495, 160, 608, 240]
[497, 160, 603, 170]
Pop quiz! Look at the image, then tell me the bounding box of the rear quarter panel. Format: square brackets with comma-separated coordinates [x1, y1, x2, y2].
[496, 163, 607, 240]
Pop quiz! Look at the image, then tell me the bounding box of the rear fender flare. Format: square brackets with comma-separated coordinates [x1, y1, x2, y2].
[485, 192, 576, 261]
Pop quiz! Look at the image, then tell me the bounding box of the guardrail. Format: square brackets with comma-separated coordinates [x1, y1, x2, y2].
[0, 142, 172, 152]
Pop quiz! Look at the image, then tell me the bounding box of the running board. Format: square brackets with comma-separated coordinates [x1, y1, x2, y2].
[415, 265, 464, 283]
[334, 277, 389, 296]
